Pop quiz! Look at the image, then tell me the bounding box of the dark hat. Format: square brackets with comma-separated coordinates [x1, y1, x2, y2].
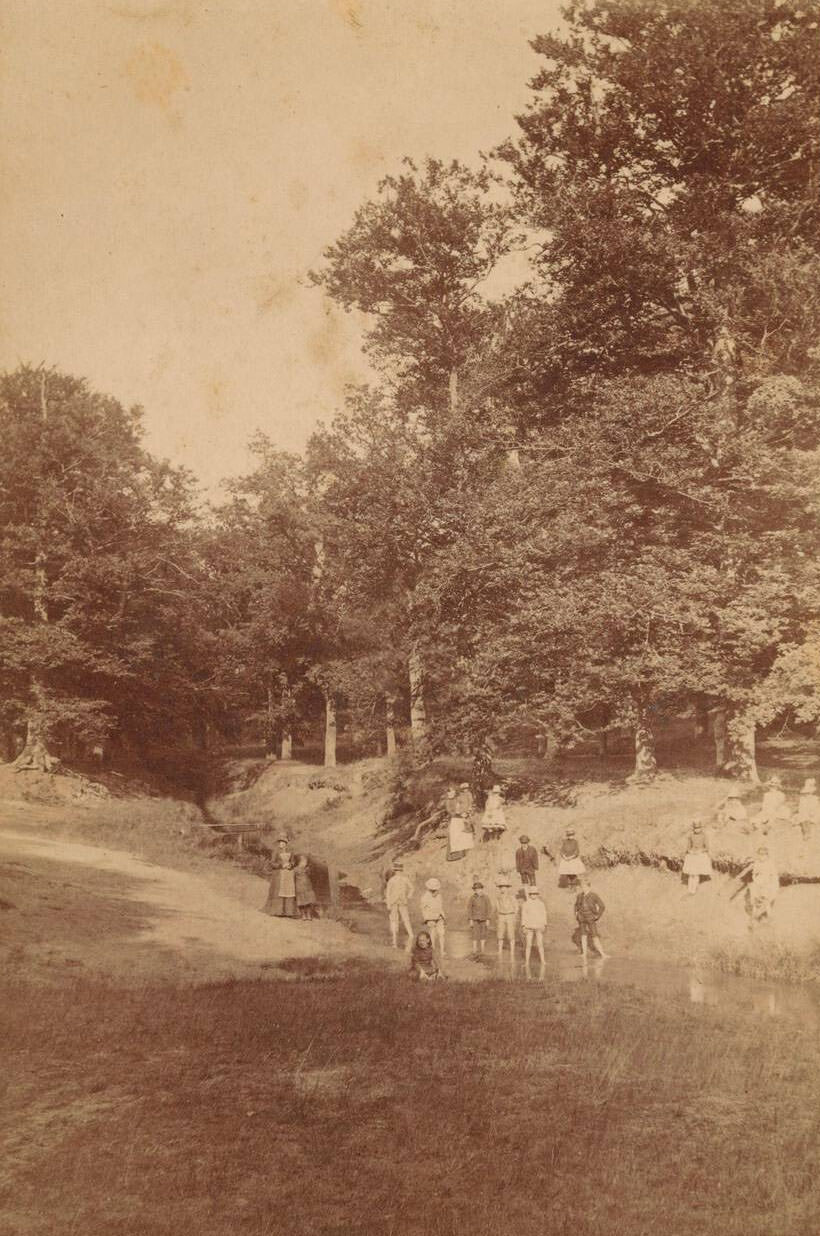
[519, 834, 529, 844]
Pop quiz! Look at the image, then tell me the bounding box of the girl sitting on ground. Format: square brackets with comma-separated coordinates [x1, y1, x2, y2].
[409, 930, 444, 981]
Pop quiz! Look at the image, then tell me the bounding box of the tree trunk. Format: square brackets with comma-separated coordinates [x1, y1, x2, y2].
[324, 691, 337, 768]
[693, 702, 710, 740]
[727, 710, 759, 782]
[448, 368, 459, 413]
[597, 730, 609, 758]
[265, 683, 277, 756]
[280, 678, 293, 760]
[13, 714, 57, 773]
[713, 708, 728, 770]
[385, 694, 397, 758]
[408, 646, 429, 756]
[15, 372, 58, 774]
[631, 709, 657, 781]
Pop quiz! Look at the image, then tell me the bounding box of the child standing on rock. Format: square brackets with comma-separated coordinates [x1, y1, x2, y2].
[572, 875, 608, 960]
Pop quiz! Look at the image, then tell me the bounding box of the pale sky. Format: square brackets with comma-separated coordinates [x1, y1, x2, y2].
[0, 0, 561, 493]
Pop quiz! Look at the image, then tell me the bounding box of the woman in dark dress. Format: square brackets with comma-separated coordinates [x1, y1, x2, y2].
[263, 836, 297, 917]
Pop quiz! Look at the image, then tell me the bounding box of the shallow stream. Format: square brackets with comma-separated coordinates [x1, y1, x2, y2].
[445, 927, 820, 1026]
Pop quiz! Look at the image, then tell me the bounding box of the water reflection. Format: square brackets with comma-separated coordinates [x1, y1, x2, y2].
[542, 951, 818, 1025]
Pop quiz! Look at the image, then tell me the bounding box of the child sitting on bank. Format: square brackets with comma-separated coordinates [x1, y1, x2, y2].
[572, 874, 609, 960]
[409, 930, 444, 981]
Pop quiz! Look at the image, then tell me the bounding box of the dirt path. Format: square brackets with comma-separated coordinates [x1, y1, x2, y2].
[0, 828, 392, 982]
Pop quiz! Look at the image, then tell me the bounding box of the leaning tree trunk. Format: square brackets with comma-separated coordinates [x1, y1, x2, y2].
[726, 710, 759, 782]
[631, 708, 657, 781]
[408, 646, 430, 758]
[324, 690, 337, 769]
[385, 694, 397, 758]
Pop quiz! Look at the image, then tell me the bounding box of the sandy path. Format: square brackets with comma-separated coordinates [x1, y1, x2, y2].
[0, 828, 386, 975]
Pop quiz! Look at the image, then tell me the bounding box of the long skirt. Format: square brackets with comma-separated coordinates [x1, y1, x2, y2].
[448, 815, 474, 856]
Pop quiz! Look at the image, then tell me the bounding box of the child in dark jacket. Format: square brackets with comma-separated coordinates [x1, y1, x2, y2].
[572, 875, 609, 959]
[467, 879, 491, 956]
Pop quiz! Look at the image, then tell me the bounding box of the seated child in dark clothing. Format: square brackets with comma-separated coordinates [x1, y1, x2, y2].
[409, 930, 444, 981]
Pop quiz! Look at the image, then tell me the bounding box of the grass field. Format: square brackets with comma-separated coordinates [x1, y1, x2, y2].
[2, 965, 818, 1236]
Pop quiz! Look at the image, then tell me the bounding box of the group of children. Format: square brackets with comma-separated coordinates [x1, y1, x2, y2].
[401, 865, 609, 981]
[681, 772, 818, 922]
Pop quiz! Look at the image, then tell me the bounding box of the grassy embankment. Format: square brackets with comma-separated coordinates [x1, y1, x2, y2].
[2, 965, 818, 1236]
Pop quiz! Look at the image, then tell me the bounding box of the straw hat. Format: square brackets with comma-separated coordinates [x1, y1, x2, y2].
[425, 877, 441, 892]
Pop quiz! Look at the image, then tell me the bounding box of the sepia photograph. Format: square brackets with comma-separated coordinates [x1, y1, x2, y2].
[1, 1, 819, 1233]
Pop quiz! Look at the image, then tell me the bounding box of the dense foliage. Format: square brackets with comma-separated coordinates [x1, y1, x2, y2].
[3, 0, 819, 778]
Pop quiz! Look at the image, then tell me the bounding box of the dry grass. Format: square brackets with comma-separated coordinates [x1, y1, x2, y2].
[2, 968, 818, 1236]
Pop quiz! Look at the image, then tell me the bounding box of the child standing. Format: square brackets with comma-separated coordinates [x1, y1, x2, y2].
[481, 784, 507, 841]
[572, 875, 608, 959]
[294, 854, 317, 919]
[682, 822, 713, 894]
[557, 829, 585, 888]
[467, 879, 491, 956]
[409, 930, 443, 981]
[419, 877, 446, 955]
[521, 887, 547, 968]
[495, 876, 518, 957]
[515, 835, 539, 886]
[384, 861, 414, 949]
